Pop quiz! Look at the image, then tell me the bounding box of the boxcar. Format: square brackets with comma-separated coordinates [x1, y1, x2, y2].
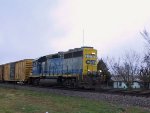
[15, 59, 33, 82]
[2, 59, 33, 82]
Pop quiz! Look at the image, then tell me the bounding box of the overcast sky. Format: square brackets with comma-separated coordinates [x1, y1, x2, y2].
[0, 0, 150, 64]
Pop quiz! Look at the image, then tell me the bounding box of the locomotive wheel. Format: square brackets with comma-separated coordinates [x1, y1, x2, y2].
[62, 78, 78, 88]
[33, 78, 40, 86]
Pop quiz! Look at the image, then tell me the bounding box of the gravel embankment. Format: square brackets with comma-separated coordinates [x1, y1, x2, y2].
[0, 83, 150, 109]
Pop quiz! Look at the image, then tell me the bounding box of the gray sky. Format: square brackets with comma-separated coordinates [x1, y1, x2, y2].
[0, 0, 150, 64]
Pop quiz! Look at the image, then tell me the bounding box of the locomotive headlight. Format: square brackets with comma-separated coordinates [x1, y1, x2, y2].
[91, 52, 95, 55]
[99, 70, 102, 73]
[86, 60, 90, 64]
[87, 70, 91, 74]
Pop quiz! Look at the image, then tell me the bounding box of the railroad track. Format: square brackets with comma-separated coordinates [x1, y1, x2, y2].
[0, 82, 150, 98]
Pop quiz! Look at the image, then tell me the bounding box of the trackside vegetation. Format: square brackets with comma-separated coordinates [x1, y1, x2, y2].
[0, 87, 149, 113]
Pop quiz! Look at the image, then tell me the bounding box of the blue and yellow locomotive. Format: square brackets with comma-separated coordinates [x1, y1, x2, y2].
[30, 46, 98, 87]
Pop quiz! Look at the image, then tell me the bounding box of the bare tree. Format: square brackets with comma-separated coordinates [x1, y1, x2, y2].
[109, 51, 141, 89]
[140, 29, 150, 44]
[140, 29, 150, 66]
[139, 67, 150, 89]
[140, 29, 150, 88]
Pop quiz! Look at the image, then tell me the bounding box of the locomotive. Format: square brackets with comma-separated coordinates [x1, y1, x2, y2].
[0, 47, 100, 87]
[29, 46, 98, 87]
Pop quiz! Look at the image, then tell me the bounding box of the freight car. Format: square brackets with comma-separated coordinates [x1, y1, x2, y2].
[0, 59, 33, 83]
[29, 46, 99, 87]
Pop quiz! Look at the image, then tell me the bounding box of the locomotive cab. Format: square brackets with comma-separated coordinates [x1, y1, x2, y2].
[82, 47, 97, 76]
[80, 47, 99, 87]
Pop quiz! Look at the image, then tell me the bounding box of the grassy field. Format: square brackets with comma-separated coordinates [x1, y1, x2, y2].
[0, 87, 149, 113]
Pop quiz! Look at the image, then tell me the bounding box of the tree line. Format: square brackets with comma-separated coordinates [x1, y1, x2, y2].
[97, 30, 150, 89]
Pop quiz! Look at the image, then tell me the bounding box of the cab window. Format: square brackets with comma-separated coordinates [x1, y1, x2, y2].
[85, 54, 96, 58]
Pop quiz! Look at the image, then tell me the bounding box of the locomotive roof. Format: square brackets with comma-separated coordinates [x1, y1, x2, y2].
[34, 46, 95, 61]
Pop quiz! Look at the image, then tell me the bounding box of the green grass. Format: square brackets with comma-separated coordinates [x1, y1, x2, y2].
[0, 87, 149, 113]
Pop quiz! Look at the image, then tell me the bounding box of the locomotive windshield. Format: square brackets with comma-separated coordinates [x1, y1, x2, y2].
[85, 54, 96, 58]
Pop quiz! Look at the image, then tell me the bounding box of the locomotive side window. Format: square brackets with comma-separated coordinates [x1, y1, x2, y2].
[64, 51, 83, 59]
[73, 51, 83, 57]
[64, 53, 72, 59]
[52, 54, 59, 58]
[33, 61, 37, 67]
